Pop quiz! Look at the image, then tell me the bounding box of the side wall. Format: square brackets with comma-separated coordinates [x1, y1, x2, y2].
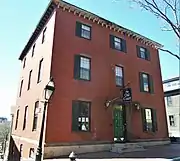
[11, 11, 56, 159]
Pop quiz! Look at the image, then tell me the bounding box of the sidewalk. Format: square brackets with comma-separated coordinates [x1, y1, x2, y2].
[45, 143, 180, 161]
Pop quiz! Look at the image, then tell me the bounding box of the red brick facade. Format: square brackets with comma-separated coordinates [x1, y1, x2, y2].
[10, 0, 169, 159]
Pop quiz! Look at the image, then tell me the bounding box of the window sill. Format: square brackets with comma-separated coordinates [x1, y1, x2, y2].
[72, 130, 91, 133]
[37, 80, 42, 84]
[116, 85, 124, 88]
[143, 130, 156, 135]
[140, 91, 153, 94]
[74, 78, 91, 82]
[77, 35, 91, 41]
[112, 48, 126, 53]
[137, 57, 150, 61]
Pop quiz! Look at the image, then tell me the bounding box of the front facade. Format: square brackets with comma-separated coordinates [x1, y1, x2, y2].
[10, 0, 169, 159]
[163, 77, 180, 138]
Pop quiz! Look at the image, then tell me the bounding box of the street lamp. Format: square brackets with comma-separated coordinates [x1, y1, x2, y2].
[35, 78, 55, 161]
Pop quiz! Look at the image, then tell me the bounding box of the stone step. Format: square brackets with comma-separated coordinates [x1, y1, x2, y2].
[111, 143, 146, 154]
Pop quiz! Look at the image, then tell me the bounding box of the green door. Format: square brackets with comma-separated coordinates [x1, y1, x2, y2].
[113, 105, 126, 142]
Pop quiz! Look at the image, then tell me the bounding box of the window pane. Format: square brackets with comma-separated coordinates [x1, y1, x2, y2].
[169, 115, 175, 126]
[75, 101, 90, 132]
[116, 76, 123, 86]
[142, 74, 149, 92]
[167, 96, 172, 106]
[114, 37, 121, 43]
[80, 68, 89, 80]
[140, 47, 146, 59]
[115, 66, 123, 76]
[115, 66, 123, 86]
[82, 24, 90, 31]
[81, 24, 91, 39]
[114, 37, 121, 50]
[80, 57, 90, 69]
[145, 109, 153, 131]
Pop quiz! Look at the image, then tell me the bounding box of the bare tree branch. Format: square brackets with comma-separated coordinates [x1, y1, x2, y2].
[131, 0, 180, 38]
[159, 48, 180, 60]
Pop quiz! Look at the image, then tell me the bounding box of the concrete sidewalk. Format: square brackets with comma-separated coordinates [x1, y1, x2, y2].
[45, 144, 180, 161]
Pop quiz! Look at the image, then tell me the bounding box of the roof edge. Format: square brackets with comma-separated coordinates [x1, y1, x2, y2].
[18, 0, 58, 60]
[163, 76, 180, 84]
[19, 0, 163, 61]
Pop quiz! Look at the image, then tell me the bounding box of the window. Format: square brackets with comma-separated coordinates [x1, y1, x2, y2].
[137, 46, 150, 60]
[20, 144, 23, 158]
[42, 27, 47, 44]
[23, 106, 28, 130]
[37, 59, 43, 83]
[19, 80, 23, 97]
[32, 44, 36, 57]
[115, 66, 124, 86]
[142, 108, 157, 132]
[110, 35, 127, 52]
[23, 58, 26, 68]
[76, 22, 91, 40]
[15, 109, 19, 130]
[72, 100, 91, 132]
[27, 70, 32, 90]
[167, 96, 173, 106]
[139, 72, 154, 93]
[32, 101, 39, 131]
[169, 115, 175, 126]
[29, 148, 35, 159]
[74, 55, 91, 81]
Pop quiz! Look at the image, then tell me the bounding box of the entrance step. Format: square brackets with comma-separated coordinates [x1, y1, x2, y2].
[111, 143, 146, 154]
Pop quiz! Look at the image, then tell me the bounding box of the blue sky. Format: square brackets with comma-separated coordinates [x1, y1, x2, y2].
[0, 0, 179, 118]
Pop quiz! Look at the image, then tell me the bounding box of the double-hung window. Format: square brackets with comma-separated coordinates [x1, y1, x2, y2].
[72, 100, 91, 132]
[115, 66, 124, 86]
[76, 22, 91, 40]
[74, 55, 91, 81]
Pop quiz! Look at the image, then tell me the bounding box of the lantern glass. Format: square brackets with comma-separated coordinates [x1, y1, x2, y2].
[44, 79, 55, 100]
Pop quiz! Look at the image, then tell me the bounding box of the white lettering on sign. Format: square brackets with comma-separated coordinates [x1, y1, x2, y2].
[163, 79, 180, 92]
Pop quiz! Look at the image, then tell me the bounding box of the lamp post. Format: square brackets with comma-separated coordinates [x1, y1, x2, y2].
[35, 78, 55, 161]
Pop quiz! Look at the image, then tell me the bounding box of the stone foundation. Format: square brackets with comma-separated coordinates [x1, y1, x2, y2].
[44, 138, 170, 159]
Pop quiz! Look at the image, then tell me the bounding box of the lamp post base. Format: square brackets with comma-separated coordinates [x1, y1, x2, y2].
[35, 147, 42, 161]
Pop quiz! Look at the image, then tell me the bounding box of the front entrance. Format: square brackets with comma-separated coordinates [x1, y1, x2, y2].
[113, 105, 126, 142]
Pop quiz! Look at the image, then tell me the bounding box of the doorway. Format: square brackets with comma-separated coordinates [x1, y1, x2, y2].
[113, 104, 126, 142]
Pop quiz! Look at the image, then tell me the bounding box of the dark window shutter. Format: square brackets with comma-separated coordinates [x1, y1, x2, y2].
[88, 103, 91, 132]
[72, 101, 80, 131]
[149, 75, 154, 93]
[89, 26, 92, 40]
[141, 108, 147, 131]
[121, 39, 127, 53]
[75, 21, 81, 37]
[146, 49, 151, 61]
[152, 109, 158, 132]
[89, 58, 91, 81]
[110, 35, 114, 49]
[139, 72, 144, 92]
[74, 55, 80, 79]
[136, 45, 141, 58]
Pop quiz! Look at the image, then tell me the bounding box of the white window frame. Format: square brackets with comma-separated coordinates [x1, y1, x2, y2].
[81, 24, 91, 39]
[80, 56, 90, 80]
[142, 73, 149, 92]
[114, 37, 122, 50]
[115, 66, 123, 86]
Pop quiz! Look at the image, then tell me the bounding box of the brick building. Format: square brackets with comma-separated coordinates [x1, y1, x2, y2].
[10, 0, 169, 159]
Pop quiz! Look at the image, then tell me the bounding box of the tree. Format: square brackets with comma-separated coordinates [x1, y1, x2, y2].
[116, 0, 180, 59]
[0, 123, 10, 158]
